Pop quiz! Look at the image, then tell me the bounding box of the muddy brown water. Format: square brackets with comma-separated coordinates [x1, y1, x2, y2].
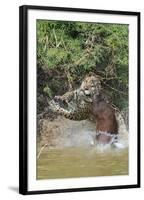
[37, 147, 128, 179]
[37, 116, 128, 180]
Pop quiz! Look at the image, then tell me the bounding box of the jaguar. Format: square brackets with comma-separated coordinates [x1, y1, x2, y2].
[49, 73, 103, 120]
[49, 73, 121, 146]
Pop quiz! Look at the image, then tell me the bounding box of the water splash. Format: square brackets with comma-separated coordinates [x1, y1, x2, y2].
[37, 112, 128, 178]
[40, 111, 128, 152]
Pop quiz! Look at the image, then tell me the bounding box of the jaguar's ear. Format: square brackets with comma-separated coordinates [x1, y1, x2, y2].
[85, 72, 96, 78]
[84, 72, 103, 80]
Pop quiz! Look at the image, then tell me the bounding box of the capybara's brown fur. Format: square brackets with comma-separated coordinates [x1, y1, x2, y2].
[91, 95, 118, 144]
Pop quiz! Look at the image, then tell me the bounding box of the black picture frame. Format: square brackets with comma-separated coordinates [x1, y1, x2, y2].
[19, 5, 141, 195]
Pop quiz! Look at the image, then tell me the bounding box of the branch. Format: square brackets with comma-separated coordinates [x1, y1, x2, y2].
[102, 76, 120, 81]
[37, 144, 47, 160]
[64, 68, 73, 91]
[52, 28, 61, 48]
[103, 82, 128, 96]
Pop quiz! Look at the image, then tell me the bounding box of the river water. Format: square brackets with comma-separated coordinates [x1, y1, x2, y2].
[37, 115, 128, 180]
[37, 146, 128, 179]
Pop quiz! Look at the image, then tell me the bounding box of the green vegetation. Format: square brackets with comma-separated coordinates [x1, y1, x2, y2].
[37, 20, 128, 114]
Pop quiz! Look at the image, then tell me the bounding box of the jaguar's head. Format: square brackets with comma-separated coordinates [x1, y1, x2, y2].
[80, 73, 102, 102]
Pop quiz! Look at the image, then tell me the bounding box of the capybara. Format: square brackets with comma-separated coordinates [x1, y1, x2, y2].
[91, 94, 118, 145]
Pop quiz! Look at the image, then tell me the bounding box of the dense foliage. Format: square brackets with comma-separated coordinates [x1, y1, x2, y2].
[37, 20, 128, 115]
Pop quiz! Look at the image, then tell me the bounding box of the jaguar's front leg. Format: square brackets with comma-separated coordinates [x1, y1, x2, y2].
[49, 100, 74, 119]
[49, 100, 84, 120]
